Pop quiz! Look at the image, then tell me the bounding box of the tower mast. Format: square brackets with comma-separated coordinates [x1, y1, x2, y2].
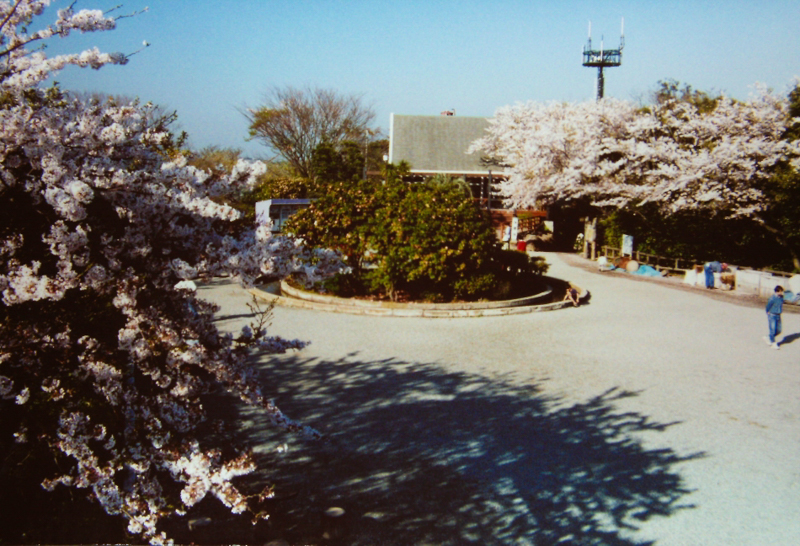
[582, 19, 624, 100]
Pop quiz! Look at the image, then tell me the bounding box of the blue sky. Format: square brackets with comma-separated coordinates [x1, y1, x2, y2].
[47, 0, 800, 158]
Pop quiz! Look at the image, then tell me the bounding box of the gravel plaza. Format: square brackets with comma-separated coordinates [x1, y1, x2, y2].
[198, 252, 800, 545]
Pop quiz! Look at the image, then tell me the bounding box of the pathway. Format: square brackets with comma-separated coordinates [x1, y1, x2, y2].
[197, 252, 800, 545]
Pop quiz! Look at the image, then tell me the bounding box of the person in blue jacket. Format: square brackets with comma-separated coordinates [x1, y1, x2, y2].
[764, 285, 784, 349]
[703, 261, 724, 288]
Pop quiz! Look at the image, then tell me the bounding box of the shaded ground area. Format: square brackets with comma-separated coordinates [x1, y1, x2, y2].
[167, 353, 701, 545]
[5, 252, 800, 544]
[192, 253, 800, 545]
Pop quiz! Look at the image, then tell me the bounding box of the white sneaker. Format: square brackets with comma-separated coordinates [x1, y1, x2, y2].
[771, 342, 780, 350]
[763, 336, 772, 346]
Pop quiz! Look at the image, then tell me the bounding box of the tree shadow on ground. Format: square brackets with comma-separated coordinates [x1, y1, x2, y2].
[170, 352, 704, 545]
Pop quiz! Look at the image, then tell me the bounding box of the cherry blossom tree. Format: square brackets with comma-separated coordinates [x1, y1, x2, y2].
[0, 2, 343, 543]
[470, 85, 800, 264]
[469, 98, 639, 209]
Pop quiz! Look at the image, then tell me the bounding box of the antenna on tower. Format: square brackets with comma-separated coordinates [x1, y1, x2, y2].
[582, 18, 624, 100]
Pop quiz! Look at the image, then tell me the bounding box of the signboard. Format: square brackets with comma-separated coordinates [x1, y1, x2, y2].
[622, 234, 634, 256]
[585, 218, 596, 242]
[511, 217, 519, 241]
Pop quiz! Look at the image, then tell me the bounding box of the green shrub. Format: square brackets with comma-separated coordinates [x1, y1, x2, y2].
[290, 167, 554, 302]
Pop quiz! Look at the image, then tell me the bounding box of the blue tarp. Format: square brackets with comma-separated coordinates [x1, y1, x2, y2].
[784, 291, 800, 305]
[628, 264, 663, 277]
[604, 264, 664, 277]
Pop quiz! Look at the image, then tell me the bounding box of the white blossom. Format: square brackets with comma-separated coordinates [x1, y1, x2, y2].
[470, 86, 800, 221]
[0, 3, 343, 544]
[15, 387, 31, 405]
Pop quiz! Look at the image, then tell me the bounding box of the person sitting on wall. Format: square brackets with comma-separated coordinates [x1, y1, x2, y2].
[564, 286, 580, 307]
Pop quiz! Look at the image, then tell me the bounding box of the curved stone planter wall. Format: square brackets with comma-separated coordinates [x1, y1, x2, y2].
[248, 279, 587, 318]
[279, 280, 553, 310]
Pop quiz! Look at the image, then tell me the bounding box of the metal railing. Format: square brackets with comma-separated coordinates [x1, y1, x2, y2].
[601, 246, 695, 273]
[600, 246, 795, 277]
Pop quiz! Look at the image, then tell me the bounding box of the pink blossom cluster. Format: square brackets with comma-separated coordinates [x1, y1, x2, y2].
[0, 2, 344, 543]
[470, 83, 800, 221]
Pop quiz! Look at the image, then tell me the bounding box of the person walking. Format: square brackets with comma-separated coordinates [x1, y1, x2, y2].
[764, 285, 784, 349]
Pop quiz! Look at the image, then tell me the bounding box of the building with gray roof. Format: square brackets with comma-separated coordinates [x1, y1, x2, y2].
[388, 113, 546, 238]
[388, 114, 492, 175]
[388, 113, 505, 208]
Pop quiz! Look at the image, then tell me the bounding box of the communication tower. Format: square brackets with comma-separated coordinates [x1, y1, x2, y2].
[582, 19, 624, 100]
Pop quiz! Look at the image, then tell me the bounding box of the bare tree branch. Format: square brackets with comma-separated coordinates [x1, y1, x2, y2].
[243, 85, 376, 179]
